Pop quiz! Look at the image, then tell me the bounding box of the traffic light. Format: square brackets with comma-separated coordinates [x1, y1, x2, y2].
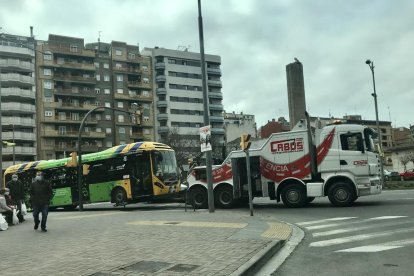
[240, 134, 251, 151]
[2, 141, 16, 148]
[67, 152, 78, 167]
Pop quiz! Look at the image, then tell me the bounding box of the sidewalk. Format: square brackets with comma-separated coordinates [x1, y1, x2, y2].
[0, 204, 292, 276]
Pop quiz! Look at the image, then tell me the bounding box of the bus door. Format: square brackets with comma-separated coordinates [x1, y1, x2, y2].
[130, 152, 153, 197]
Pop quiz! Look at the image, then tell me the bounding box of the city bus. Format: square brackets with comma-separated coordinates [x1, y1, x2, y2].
[3, 142, 181, 210]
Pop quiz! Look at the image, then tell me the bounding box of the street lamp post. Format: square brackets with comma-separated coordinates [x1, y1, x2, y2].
[365, 59, 384, 184]
[77, 105, 138, 211]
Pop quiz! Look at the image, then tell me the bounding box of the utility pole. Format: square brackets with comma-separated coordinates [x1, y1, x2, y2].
[197, 0, 214, 212]
[0, 66, 3, 188]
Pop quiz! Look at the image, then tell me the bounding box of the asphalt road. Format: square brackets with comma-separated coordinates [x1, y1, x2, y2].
[252, 190, 414, 276]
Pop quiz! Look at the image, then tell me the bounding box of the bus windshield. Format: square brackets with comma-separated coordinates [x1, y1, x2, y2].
[153, 151, 179, 181]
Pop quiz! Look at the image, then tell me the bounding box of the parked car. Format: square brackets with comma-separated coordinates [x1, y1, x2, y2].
[383, 170, 401, 181]
[399, 169, 414, 181]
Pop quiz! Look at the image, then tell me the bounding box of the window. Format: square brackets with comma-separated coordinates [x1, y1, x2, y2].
[118, 115, 125, 123]
[96, 127, 102, 133]
[96, 74, 100, 81]
[105, 128, 112, 134]
[144, 129, 150, 135]
[44, 69, 52, 76]
[58, 126, 67, 135]
[104, 75, 110, 81]
[71, 113, 79, 121]
[340, 132, 364, 151]
[143, 77, 149, 83]
[95, 101, 101, 106]
[103, 63, 109, 69]
[44, 81, 52, 89]
[142, 90, 149, 97]
[117, 101, 124, 108]
[94, 62, 99, 68]
[117, 88, 123, 94]
[142, 65, 148, 72]
[105, 102, 110, 107]
[115, 49, 122, 56]
[96, 114, 101, 120]
[45, 111, 53, 117]
[105, 114, 111, 120]
[128, 53, 135, 59]
[106, 141, 113, 147]
[95, 88, 100, 94]
[116, 75, 123, 82]
[104, 89, 110, 94]
[97, 141, 102, 147]
[59, 112, 66, 120]
[70, 45, 78, 52]
[44, 97, 53, 102]
[115, 63, 122, 69]
[44, 53, 52, 60]
[119, 127, 126, 134]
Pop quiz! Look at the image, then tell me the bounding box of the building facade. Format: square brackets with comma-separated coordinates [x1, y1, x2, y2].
[141, 47, 224, 161]
[36, 35, 154, 160]
[224, 111, 257, 143]
[0, 31, 37, 169]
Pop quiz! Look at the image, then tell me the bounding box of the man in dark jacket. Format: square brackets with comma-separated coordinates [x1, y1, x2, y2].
[6, 174, 25, 222]
[30, 171, 53, 232]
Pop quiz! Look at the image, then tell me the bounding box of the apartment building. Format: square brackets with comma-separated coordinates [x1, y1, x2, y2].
[141, 47, 224, 158]
[85, 41, 154, 146]
[224, 111, 257, 143]
[0, 31, 37, 169]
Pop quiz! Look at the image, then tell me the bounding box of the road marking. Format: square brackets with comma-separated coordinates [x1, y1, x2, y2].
[261, 222, 292, 240]
[304, 216, 408, 230]
[296, 217, 357, 226]
[310, 226, 414, 247]
[313, 218, 414, 237]
[127, 220, 247, 228]
[383, 198, 414, 201]
[336, 238, 414, 253]
[56, 212, 127, 220]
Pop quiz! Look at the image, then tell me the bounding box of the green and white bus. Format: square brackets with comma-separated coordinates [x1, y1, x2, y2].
[3, 142, 181, 209]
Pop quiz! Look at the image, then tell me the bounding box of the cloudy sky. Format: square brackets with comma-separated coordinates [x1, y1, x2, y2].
[1, 0, 413, 128]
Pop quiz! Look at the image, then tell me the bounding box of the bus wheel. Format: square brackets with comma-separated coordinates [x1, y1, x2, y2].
[112, 188, 127, 206]
[281, 183, 306, 208]
[191, 187, 208, 209]
[328, 182, 355, 207]
[215, 185, 235, 208]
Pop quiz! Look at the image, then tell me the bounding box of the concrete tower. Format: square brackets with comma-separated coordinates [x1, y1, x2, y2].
[286, 59, 307, 129]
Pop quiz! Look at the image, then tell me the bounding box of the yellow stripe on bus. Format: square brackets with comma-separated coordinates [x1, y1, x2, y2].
[121, 143, 134, 154]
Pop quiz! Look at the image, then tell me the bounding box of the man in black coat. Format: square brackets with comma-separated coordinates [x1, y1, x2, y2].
[30, 171, 53, 232]
[6, 174, 25, 222]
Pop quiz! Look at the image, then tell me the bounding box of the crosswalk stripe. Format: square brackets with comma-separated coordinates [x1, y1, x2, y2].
[335, 238, 414, 253]
[313, 218, 414, 237]
[304, 216, 408, 230]
[296, 217, 357, 226]
[310, 226, 414, 247]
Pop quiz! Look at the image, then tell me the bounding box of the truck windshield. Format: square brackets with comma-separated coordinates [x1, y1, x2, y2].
[364, 128, 376, 152]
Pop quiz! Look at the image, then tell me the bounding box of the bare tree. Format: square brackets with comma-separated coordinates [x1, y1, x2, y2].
[160, 127, 200, 166]
[407, 151, 414, 170]
[399, 153, 411, 171]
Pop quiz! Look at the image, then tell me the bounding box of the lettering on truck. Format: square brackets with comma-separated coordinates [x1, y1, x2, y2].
[271, 138, 304, 154]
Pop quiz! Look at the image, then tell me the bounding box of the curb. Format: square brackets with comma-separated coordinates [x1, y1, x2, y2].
[230, 240, 286, 276]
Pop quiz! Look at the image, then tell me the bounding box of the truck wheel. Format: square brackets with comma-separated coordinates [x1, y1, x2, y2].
[328, 182, 355, 207]
[215, 185, 235, 208]
[112, 188, 127, 206]
[281, 183, 307, 208]
[191, 187, 208, 209]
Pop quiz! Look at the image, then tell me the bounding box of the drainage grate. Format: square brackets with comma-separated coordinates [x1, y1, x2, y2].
[166, 264, 200, 272]
[119, 261, 172, 273]
[164, 221, 180, 225]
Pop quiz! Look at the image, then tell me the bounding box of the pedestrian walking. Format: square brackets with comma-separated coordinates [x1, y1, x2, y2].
[0, 188, 15, 224]
[6, 174, 25, 222]
[30, 171, 52, 232]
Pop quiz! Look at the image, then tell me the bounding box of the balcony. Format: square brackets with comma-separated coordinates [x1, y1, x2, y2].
[209, 103, 224, 111]
[114, 92, 153, 102]
[44, 101, 101, 111]
[0, 45, 35, 57]
[54, 74, 96, 84]
[1, 87, 35, 99]
[208, 79, 222, 87]
[2, 117, 35, 127]
[3, 146, 36, 155]
[156, 88, 167, 96]
[157, 101, 168, 108]
[155, 62, 166, 70]
[211, 128, 225, 134]
[1, 102, 36, 113]
[48, 45, 95, 57]
[208, 92, 223, 100]
[158, 126, 169, 134]
[0, 59, 35, 72]
[157, 114, 169, 121]
[54, 88, 97, 98]
[0, 73, 35, 85]
[2, 132, 36, 141]
[127, 81, 151, 89]
[54, 144, 100, 152]
[43, 60, 95, 71]
[112, 65, 142, 74]
[42, 130, 106, 138]
[155, 75, 166, 82]
[210, 115, 224, 123]
[207, 67, 222, 75]
[42, 116, 98, 125]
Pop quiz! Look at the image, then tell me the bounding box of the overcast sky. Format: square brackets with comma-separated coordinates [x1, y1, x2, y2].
[1, 0, 413, 128]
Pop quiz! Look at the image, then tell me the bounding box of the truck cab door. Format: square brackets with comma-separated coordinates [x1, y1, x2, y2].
[338, 132, 369, 176]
